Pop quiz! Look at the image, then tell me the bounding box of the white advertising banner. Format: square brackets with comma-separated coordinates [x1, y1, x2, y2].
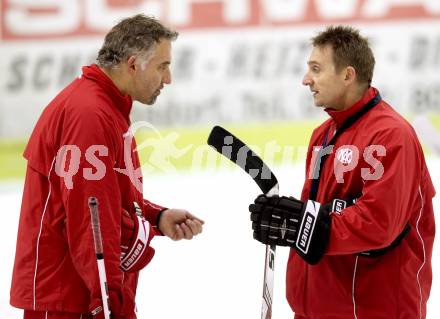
[0, 0, 439, 137]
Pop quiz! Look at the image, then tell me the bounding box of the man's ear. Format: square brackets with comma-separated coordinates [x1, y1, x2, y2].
[126, 55, 137, 73]
[344, 66, 357, 85]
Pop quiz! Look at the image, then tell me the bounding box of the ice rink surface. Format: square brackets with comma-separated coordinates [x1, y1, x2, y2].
[1, 160, 439, 319]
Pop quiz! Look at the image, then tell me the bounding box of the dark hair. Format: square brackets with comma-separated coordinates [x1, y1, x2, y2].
[312, 25, 375, 85]
[97, 14, 178, 68]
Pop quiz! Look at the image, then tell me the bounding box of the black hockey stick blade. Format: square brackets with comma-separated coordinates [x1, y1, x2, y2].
[208, 125, 278, 319]
[207, 125, 279, 195]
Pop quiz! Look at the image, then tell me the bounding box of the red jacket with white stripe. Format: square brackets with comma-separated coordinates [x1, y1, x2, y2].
[287, 87, 436, 318]
[10, 65, 165, 317]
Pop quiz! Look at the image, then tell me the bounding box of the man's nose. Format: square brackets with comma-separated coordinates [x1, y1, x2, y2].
[302, 73, 312, 86]
[163, 68, 171, 85]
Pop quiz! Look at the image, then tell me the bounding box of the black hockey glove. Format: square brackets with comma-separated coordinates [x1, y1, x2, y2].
[249, 195, 355, 264]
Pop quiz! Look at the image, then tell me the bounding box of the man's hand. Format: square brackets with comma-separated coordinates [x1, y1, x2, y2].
[249, 195, 355, 264]
[158, 209, 204, 241]
[89, 290, 122, 319]
[120, 209, 155, 272]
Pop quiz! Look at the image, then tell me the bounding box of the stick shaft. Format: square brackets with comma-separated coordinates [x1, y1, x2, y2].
[89, 197, 111, 319]
[261, 244, 276, 319]
[261, 184, 279, 319]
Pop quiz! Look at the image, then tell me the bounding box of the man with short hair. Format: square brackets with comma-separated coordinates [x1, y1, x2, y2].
[249, 25, 435, 318]
[11, 14, 204, 319]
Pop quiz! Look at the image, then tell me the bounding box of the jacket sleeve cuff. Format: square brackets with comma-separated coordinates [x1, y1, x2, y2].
[143, 199, 167, 236]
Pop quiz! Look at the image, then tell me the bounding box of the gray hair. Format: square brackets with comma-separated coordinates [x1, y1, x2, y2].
[97, 14, 178, 68]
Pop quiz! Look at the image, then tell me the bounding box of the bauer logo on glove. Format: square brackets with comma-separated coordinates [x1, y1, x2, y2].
[120, 207, 155, 272]
[249, 195, 354, 264]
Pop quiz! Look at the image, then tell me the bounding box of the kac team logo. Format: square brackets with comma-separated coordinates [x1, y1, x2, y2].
[336, 148, 353, 165]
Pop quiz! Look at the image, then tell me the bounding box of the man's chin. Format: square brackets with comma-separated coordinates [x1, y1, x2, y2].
[143, 96, 158, 105]
[313, 100, 325, 107]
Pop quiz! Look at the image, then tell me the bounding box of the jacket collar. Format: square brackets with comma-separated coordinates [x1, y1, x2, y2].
[325, 87, 378, 128]
[82, 64, 133, 122]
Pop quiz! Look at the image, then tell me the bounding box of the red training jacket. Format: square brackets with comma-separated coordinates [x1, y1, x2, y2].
[287, 87, 436, 318]
[10, 64, 165, 318]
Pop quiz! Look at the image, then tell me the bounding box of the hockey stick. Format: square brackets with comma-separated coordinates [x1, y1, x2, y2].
[207, 125, 279, 319]
[88, 197, 111, 319]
